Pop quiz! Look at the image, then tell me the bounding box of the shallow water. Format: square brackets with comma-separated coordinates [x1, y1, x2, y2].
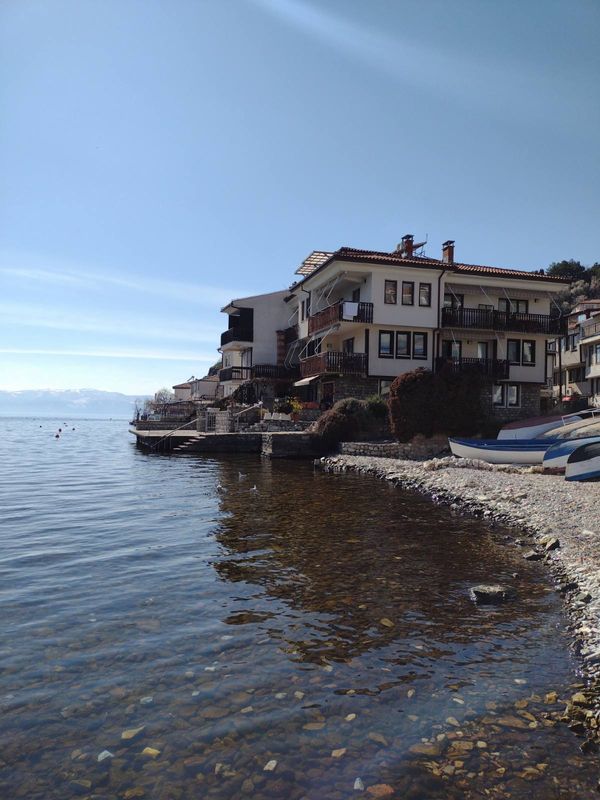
[0, 418, 597, 798]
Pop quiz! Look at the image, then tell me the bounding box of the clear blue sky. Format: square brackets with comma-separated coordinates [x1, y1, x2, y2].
[1, 0, 598, 394]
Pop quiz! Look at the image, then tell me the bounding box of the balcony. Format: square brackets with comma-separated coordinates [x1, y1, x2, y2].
[441, 307, 565, 335]
[252, 364, 299, 381]
[219, 366, 252, 382]
[308, 301, 374, 336]
[300, 351, 368, 378]
[581, 319, 600, 341]
[219, 364, 299, 383]
[435, 356, 510, 381]
[220, 327, 253, 347]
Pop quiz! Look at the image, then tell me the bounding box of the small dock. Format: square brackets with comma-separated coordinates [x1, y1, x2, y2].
[130, 428, 325, 459]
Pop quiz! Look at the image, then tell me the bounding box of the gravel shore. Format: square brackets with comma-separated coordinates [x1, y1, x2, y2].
[318, 454, 600, 685]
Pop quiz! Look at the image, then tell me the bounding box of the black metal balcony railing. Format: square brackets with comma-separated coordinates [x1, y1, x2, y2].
[220, 327, 253, 347]
[300, 351, 368, 378]
[219, 366, 252, 382]
[252, 364, 299, 380]
[308, 301, 374, 335]
[581, 319, 600, 341]
[435, 356, 510, 381]
[219, 364, 299, 383]
[441, 307, 565, 335]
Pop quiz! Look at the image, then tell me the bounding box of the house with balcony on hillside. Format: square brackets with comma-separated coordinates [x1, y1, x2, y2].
[551, 300, 600, 405]
[579, 307, 600, 408]
[218, 289, 298, 400]
[286, 236, 568, 419]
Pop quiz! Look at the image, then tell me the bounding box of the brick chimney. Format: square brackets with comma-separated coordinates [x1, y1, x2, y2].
[396, 234, 414, 258]
[442, 240, 455, 263]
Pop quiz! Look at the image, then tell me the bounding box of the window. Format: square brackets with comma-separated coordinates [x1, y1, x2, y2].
[379, 379, 393, 397]
[444, 293, 463, 309]
[499, 298, 529, 314]
[507, 339, 521, 365]
[492, 385, 505, 406]
[522, 340, 536, 365]
[395, 332, 411, 358]
[442, 340, 462, 360]
[352, 287, 361, 303]
[306, 337, 322, 357]
[478, 303, 493, 311]
[419, 283, 431, 307]
[384, 280, 397, 304]
[402, 281, 415, 305]
[507, 384, 521, 407]
[413, 332, 428, 359]
[301, 300, 305, 321]
[305, 292, 311, 317]
[378, 330, 394, 358]
[342, 337, 354, 354]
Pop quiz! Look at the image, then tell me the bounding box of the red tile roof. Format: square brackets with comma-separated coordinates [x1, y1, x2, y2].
[295, 246, 568, 284]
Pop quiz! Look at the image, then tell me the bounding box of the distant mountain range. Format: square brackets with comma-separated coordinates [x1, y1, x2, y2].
[0, 389, 149, 418]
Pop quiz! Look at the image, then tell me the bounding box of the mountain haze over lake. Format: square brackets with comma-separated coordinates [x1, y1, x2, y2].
[0, 389, 148, 417]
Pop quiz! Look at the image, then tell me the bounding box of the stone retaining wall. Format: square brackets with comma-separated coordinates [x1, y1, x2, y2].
[261, 432, 326, 459]
[339, 434, 450, 460]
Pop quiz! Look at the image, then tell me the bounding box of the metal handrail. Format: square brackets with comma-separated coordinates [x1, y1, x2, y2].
[144, 418, 198, 451]
[232, 403, 263, 432]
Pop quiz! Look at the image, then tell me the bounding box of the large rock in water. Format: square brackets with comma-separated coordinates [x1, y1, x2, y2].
[470, 584, 515, 604]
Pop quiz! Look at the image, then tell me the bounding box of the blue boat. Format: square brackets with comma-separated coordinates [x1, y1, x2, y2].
[565, 441, 600, 482]
[449, 437, 553, 465]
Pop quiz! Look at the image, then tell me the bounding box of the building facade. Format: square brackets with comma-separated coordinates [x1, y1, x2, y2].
[551, 300, 600, 407]
[286, 237, 568, 419]
[218, 289, 298, 399]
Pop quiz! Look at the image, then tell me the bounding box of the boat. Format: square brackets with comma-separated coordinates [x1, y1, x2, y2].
[448, 437, 552, 465]
[565, 442, 600, 482]
[497, 408, 598, 440]
[449, 418, 600, 465]
[543, 435, 600, 470]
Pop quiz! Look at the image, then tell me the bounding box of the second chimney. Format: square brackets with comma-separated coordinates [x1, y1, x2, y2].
[442, 240, 455, 263]
[399, 234, 414, 258]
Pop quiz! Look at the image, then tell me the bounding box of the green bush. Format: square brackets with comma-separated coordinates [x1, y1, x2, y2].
[311, 396, 389, 448]
[365, 394, 390, 419]
[312, 409, 361, 447]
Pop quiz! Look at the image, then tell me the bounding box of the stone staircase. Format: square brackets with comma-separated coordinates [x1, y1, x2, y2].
[170, 437, 201, 454]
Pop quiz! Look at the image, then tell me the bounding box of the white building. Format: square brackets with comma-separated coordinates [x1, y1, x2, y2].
[218, 290, 297, 398]
[286, 236, 568, 419]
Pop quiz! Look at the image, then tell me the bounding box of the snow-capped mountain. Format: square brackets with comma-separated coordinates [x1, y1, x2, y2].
[0, 389, 148, 417]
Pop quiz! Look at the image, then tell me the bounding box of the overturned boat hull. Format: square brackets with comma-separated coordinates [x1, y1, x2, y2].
[543, 436, 600, 470]
[565, 442, 600, 482]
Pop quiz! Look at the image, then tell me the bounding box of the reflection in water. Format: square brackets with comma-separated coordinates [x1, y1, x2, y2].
[0, 419, 596, 799]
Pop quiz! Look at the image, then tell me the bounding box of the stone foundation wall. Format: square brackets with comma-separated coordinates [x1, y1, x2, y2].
[261, 432, 326, 459]
[339, 434, 450, 460]
[480, 383, 541, 423]
[329, 376, 380, 403]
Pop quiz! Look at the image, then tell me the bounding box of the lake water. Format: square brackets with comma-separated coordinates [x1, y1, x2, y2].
[0, 418, 597, 799]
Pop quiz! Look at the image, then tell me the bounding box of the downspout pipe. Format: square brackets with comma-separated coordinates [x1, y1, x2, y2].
[435, 268, 447, 371]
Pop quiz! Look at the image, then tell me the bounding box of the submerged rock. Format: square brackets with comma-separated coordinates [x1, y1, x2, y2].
[469, 584, 515, 604]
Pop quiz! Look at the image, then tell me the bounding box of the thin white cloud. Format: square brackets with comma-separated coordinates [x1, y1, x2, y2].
[0, 301, 222, 343]
[251, 0, 586, 129]
[0, 251, 251, 308]
[0, 346, 216, 362]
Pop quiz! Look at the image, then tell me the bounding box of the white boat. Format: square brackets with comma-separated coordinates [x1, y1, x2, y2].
[448, 437, 552, 465]
[497, 408, 599, 440]
[565, 442, 600, 482]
